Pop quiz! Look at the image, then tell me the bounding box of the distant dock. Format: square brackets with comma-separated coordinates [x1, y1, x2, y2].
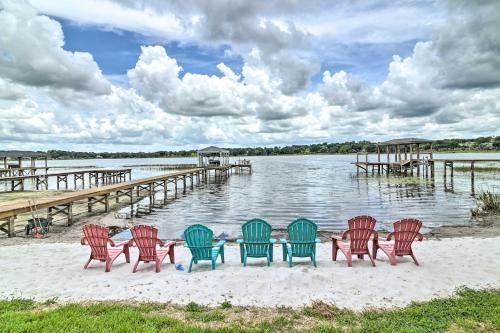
[352, 138, 500, 194]
[0, 168, 132, 191]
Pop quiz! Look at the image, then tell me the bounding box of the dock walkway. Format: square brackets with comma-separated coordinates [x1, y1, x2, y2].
[0, 164, 252, 237]
[0, 168, 131, 191]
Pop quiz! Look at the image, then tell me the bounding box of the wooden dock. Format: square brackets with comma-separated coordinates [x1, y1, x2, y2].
[0, 166, 50, 178]
[0, 164, 251, 237]
[0, 168, 132, 191]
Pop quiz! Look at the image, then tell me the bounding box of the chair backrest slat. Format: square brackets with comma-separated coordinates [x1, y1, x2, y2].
[83, 224, 109, 260]
[348, 215, 376, 253]
[288, 218, 317, 256]
[393, 219, 422, 255]
[184, 224, 213, 260]
[131, 225, 158, 261]
[242, 219, 272, 256]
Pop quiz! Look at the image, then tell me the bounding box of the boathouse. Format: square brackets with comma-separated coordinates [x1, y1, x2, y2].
[355, 138, 434, 176]
[197, 146, 230, 167]
[0, 151, 49, 177]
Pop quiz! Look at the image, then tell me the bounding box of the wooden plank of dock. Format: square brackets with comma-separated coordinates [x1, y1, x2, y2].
[0, 168, 132, 191]
[0, 166, 248, 237]
[0, 168, 203, 219]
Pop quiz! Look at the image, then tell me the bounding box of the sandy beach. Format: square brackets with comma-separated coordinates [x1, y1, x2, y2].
[1, 236, 498, 310]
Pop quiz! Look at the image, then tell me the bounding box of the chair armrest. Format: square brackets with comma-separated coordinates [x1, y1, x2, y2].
[417, 233, 424, 241]
[279, 238, 287, 244]
[332, 230, 350, 240]
[111, 240, 130, 247]
[80, 237, 87, 245]
[386, 232, 394, 241]
[372, 231, 379, 240]
[157, 238, 165, 247]
[270, 238, 277, 244]
[315, 238, 321, 243]
[183, 242, 188, 248]
[236, 239, 243, 244]
[161, 240, 176, 248]
[215, 240, 225, 247]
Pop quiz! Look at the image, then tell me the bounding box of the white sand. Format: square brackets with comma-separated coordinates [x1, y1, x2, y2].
[0, 237, 499, 310]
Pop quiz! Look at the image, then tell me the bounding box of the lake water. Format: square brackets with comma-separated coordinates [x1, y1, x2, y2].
[5, 153, 500, 238]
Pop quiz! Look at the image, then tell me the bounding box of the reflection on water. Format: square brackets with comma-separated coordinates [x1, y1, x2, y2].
[2, 154, 500, 238]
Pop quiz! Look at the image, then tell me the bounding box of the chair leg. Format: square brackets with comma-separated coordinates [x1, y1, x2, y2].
[312, 253, 316, 268]
[410, 252, 419, 266]
[243, 252, 247, 267]
[367, 252, 376, 267]
[105, 258, 112, 272]
[211, 258, 216, 270]
[288, 252, 293, 268]
[155, 259, 161, 273]
[239, 243, 244, 263]
[267, 253, 271, 267]
[373, 243, 378, 259]
[220, 245, 225, 263]
[282, 244, 287, 261]
[132, 259, 140, 273]
[84, 256, 92, 269]
[269, 245, 274, 262]
[188, 258, 194, 273]
[168, 245, 175, 264]
[123, 246, 130, 263]
[332, 241, 338, 261]
[346, 255, 352, 267]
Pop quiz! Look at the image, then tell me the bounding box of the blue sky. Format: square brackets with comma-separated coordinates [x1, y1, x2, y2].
[59, 17, 416, 87]
[60, 18, 244, 79]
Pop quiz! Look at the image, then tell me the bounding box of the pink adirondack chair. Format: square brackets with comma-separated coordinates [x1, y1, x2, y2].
[129, 225, 176, 273]
[81, 224, 130, 272]
[373, 219, 423, 265]
[332, 215, 377, 267]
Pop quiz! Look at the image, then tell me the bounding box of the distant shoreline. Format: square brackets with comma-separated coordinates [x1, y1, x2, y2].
[43, 150, 500, 160]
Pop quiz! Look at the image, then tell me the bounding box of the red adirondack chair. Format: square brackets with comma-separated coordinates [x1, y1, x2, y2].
[332, 215, 377, 267]
[129, 225, 175, 273]
[81, 224, 130, 272]
[373, 219, 423, 265]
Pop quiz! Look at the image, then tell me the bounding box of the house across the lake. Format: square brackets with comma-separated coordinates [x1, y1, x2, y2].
[197, 146, 230, 167]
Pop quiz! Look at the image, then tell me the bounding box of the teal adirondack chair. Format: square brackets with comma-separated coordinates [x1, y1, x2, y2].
[184, 224, 225, 273]
[236, 219, 276, 266]
[280, 218, 320, 267]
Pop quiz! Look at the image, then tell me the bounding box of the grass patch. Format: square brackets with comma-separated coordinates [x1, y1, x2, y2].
[0, 289, 498, 332]
[471, 191, 500, 217]
[455, 166, 500, 172]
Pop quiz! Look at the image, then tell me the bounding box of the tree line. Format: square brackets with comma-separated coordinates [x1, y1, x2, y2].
[45, 136, 500, 159]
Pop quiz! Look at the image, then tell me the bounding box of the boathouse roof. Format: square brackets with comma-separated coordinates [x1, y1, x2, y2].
[378, 138, 433, 145]
[197, 146, 229, 154]
[0, 151, 48, 158]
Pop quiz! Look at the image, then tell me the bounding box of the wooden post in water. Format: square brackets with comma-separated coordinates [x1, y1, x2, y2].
[386, 145, 390, 175]
[356, 153, 359, 175]
[409, 144, 414, 176]
[377, 145, 381, 174]
[430, 143, 435, 178]
[471, 161, 475, 195]
[397, 144, 402, 174]
[163, 179, 168, 204]
[416, 144, 420, 176]
[365, 152, 368, 175]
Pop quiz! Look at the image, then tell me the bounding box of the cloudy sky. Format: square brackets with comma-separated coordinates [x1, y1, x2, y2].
[0, 0, 499, 152]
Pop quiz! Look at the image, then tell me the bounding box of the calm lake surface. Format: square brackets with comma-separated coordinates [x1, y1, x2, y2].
[10, 153, 500, 238]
